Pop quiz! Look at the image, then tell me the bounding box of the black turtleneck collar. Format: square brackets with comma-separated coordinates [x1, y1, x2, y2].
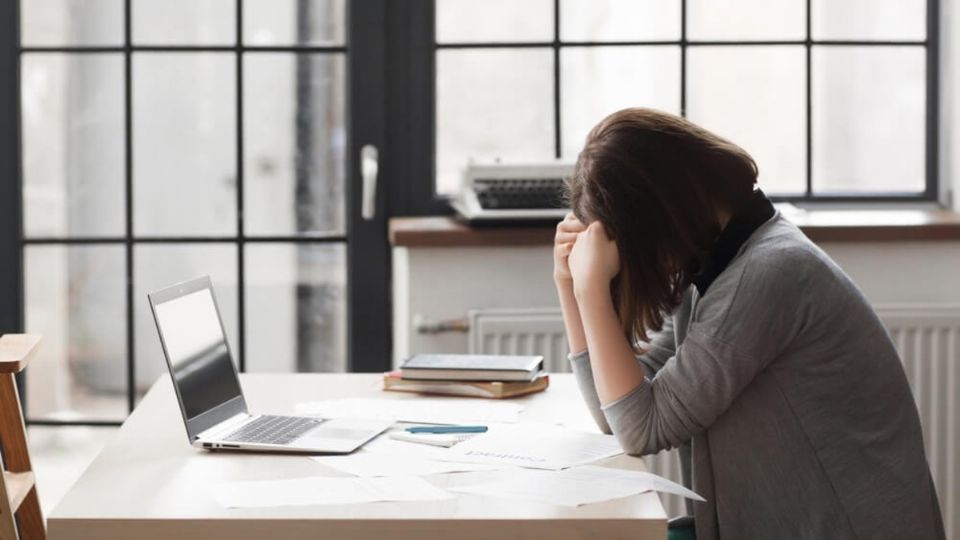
[691, 189, 775, 296]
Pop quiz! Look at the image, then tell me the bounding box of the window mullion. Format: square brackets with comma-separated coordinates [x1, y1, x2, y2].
[123, 0, 136, 414]
[805, 0, 813, 199]
[235, 0, 246, 373]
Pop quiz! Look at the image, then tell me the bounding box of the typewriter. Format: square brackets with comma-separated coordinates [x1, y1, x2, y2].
[450, 162, 574, 226]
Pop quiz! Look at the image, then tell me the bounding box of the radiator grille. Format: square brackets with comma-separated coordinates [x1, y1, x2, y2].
[468, 308, 569, 372]
[469, 305, 960, 536]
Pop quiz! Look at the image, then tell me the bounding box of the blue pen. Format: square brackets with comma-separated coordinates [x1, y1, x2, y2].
[405, 425, 488, 434]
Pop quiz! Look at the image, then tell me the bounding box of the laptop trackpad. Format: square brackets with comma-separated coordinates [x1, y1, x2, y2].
[300, 418, 391, 445]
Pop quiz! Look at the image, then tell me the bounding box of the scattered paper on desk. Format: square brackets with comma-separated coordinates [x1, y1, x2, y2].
[450, 465, 705, 507]
[312, 448, 503, 477]
[210, 475, 453, 508]
[296, 398, 523, 424]
[440, 424, 622, 470]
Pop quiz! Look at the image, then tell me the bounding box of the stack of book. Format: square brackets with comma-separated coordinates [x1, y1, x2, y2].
[384, 353, 549, 399]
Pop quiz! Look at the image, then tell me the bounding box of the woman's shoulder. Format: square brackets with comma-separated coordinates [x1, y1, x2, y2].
[741, 214, 840, 279]
[696, 215, 853, 327]
[691, 215, 866, 355]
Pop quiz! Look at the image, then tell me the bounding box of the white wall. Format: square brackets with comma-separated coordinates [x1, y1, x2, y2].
[393, 241, 960, 364]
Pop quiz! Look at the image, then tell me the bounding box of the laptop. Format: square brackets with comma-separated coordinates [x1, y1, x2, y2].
[148, 276, 391, 453]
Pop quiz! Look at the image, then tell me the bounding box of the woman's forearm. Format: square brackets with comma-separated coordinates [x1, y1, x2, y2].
[556, 278, 588, 353]
[575, 282, 646, 405]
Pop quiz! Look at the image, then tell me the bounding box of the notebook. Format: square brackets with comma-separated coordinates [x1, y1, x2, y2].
[388, 430, 480, 448]
[400, 354, 544, 382]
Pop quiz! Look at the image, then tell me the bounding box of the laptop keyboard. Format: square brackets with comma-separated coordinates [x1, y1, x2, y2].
[222, 415, 321, 446]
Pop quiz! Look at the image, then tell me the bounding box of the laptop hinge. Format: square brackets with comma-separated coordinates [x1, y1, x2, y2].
[196, 412, 252, 441]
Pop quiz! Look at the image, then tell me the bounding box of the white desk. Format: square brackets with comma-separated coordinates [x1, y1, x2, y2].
[49, 374, 667, 540]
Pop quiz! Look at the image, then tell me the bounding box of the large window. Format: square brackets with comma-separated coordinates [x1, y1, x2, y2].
[434, 0, 936, 201]
[0, 1, 943, 428]
[16, 0, 352, 425]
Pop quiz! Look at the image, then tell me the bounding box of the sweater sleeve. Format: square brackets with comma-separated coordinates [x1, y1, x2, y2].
[636, 315, 676, 377]
[568, 317, 677, 435]
[600, 330, 744, 455]
[569, 350, 612, 434]
[599, 252, 805, 456]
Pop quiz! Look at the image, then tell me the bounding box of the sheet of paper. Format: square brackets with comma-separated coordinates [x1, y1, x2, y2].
[312, 432, 506, 477]
[362, 436, 453, 459]
[450, 465, 705, 507]
[440, 423, 623, 470]
[296, 397, 523, 424]
[210, 475, 453, 509]
[312, 450, 503, 477]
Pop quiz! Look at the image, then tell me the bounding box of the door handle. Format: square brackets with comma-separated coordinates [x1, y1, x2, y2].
[361, 144, 379, 221]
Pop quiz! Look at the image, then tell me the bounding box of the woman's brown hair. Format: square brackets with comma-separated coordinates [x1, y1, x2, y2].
[566, 107, 758, 350]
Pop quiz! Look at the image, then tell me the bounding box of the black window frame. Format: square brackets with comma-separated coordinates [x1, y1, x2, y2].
[1, 0, 394, 429]
[392, 0, 940, 216]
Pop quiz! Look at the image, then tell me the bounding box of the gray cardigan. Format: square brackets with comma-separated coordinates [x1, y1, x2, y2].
[570, 213, 944, 539]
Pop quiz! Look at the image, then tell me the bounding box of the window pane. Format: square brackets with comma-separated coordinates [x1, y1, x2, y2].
[132, 0, 235, 45]
[22, 54, 125, 238]
[244, 54, 346, 236]
[561, 46, 680, 158]
[687, 0, 805, 41]
[245, 244, 346, 373]
[436, 0, 553, 43]
[133, 53, 237, 236]
[21, 0, 124, 46]
[25, 245, 127, 421]
[244, 0, 345, 46]
[436, 48, 554, 194]
[812, 46, 925, 194]
[134, 244, 238, 400]
[560, 0, 680, 42]
[812, 0, 925, 41]
[687, 46, 806, 194]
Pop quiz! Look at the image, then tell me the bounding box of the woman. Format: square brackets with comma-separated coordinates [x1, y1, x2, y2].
[554, 108, 944, 539]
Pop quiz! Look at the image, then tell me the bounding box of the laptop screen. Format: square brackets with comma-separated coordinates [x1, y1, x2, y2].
[153, 288, 243, 419]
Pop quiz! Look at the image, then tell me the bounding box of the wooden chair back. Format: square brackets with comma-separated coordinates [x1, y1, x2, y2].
[0, 334, 45, 540]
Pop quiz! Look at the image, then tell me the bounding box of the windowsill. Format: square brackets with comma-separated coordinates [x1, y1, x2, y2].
[389, 208, 960, 247]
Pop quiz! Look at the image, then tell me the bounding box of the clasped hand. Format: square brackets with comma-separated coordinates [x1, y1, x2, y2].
[553, 213, 620, 296]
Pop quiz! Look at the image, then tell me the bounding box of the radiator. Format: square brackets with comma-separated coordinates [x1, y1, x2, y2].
[878, 305, 960, 539]
[468, 305, 960, 536]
